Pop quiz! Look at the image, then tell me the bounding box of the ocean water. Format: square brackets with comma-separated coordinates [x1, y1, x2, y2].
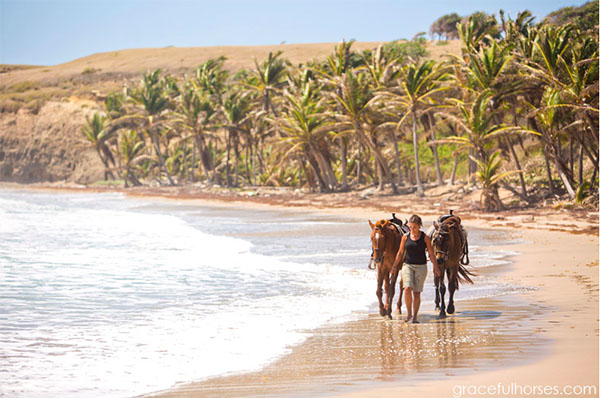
[0, 189, 523, 398]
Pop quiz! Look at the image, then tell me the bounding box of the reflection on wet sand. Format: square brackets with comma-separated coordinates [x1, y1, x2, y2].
[149, 297, 547, 398]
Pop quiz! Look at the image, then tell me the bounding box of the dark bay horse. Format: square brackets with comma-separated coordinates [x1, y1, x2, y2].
[431, 215, 474, 319]
[368, 219, 405, 319]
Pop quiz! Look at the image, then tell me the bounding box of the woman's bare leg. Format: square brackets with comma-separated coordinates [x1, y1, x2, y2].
[412, 292, 422, 323]
[404, 287, 413, 322]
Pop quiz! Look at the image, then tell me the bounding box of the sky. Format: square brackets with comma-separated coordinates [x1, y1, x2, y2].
[0, 0, 590, 66]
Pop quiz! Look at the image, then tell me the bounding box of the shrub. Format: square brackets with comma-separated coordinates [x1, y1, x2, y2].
[9, 80, 40, 93]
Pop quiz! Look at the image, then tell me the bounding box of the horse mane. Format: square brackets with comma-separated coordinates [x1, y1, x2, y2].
[441, 215, 461, 230]
[375, 219, 390, 229]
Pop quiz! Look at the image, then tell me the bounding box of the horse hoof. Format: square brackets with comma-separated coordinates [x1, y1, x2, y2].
[438, 312, 447, 320]
[435, 305, 440, 311]
[379, 309, 386, 316]
[385, 314, 393, 320]
[447, 304, 455, 314]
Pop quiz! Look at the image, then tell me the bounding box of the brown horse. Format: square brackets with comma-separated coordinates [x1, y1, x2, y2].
[368, 219, 405, 319]
[431, 215, 474, 319]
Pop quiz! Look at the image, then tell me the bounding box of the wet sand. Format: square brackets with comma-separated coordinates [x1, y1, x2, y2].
[146, 296, 549, 398]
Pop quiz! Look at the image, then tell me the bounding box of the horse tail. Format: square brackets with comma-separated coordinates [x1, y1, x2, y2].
[455, 263, 476, 289]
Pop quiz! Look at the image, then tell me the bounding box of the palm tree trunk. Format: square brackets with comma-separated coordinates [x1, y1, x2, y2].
[314, 149, 336, 191]
[468, 148, 477, 186]
[448, 152, 459, 186]
[427, 114, 443, 185]
[377, 162, 385, 191]
[554, 156, 576, 198]
[190, 138, 196, 182]
[210, 137, 219, 184]
[151, 130, 175, 186]
[195, 135, 212, 182]
[340, 137, 350, 191]
[356, 123, 397, 193]
[356, 143, 362, 184]
[569, 138, 574, 178]
[391, 127, 403, 186]
[307, 152, 329, 192]
[225, 130, 232, 187]
[412, 112, 424, 196]
[578, 144, 584, 185]
[542, 144, 555, 195]
[505, 136, 527, 198]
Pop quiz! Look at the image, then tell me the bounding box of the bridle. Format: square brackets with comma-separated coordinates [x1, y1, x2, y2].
[369, 226, 387, 270]
[432, 227, 450, 263]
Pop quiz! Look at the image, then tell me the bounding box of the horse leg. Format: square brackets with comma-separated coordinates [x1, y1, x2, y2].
[376, 269, 385, 317]
[438, 270, 447, 319]
[447, 268, 457, 315]
[390, 264, 401, 315]
[397, 278, 403, 314]
[434, 275, 440, 310]
[384, 273, 394, 319]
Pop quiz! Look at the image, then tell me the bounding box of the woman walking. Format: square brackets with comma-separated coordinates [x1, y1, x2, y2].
[392, 215, 440, 323]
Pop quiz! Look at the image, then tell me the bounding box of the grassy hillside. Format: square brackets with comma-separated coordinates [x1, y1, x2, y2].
[0, 40, 460, 114]
[1, 41, 461, 83]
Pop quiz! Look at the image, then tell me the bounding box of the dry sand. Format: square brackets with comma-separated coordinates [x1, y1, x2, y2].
[2, 183, 598, 397]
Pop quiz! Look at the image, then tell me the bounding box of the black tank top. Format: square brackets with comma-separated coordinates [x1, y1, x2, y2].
[404, 232, 427, 264]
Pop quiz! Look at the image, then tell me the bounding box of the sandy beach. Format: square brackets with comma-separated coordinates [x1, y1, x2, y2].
[142, 197, 597, 397]
[2, 183, 598, 397]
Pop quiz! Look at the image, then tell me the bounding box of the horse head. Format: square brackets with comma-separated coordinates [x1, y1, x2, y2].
[369, 219, 390, 265]
[432, 218, 462, 266]
[432, 221, 451, 266]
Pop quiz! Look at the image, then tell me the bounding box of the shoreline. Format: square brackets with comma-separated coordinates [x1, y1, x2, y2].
[1, 181, 598, 236]
[2, 183, 598, 397]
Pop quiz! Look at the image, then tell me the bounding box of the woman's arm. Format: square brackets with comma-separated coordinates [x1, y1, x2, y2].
[425, 234, 441, 277]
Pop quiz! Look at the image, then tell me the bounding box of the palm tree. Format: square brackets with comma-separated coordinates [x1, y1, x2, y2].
[127, 69, 176, 185]
[248, 51, 289, 116]
[471, 151, 520, 211]
[174, 83, 219, 182]
[194, 56, 229, 102]
[319, 40, 363, 190]
[519, 25, 598, 197]
[223, 90, 252, 186]
[460, 40, 531, 197]
[82, 112, 116, 180]
[274, 84, 334, 192]
[457, 12, 502, 53]
[440, 90, 539, 200]
[393, 59, 449, 196]
[335, 70, 398, 193]
[118, 129, 145, 187]
[361, 44, 406, 186]
[526, 87, 578, 197]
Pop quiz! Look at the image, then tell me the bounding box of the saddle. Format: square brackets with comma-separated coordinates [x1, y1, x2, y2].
[389, 213, 410, 235]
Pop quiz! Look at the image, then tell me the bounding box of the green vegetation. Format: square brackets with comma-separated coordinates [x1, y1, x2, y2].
[82, 67, 102, 74]
[73, 8, 598, 211]
[543, 1, 598, 31]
